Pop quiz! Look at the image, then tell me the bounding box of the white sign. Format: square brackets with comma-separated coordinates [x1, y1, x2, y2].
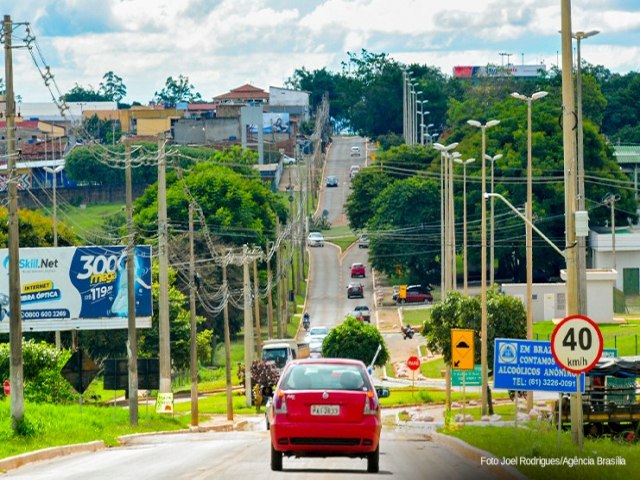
[155, 393, 174, 414]
[551, 315, 603, 374]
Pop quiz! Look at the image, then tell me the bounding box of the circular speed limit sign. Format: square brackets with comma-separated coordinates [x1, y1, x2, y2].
[551, 314, 603, 374]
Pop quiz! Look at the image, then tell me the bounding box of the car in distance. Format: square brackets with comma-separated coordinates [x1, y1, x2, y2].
[353, 305, 371, 323]
[358, 235, 369, 248]
[326, 175, 339, 187]
[350, 146, 361, 156]
[349, 165, 361, 179]
[393, 284, 433, 304]
[268, 358, 390, 473]
[282, 154, 296, 165]
[347, 282, 364, 299]
[304, 325, 329, 344]
[307, 232, 325, 247]
[350, 262, 366, 278]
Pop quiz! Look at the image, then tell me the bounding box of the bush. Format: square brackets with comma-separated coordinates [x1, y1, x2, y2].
[0, 340, 76, 403]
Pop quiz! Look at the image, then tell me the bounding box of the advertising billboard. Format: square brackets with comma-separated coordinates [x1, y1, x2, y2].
[249, 113, 290, 134]
[0, 246, 153, 332]
[453, 64, 546, 78]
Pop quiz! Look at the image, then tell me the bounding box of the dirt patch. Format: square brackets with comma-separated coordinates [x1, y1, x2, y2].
[377, 307, 400, 333]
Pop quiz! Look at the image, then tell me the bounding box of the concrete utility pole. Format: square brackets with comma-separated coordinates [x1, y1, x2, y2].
[243, 245, 254, 407]
[222, 254, 233, 421]
[266, 241, 274, 338]
[125, 140, 139, 426]
[276, 221, 283, 338]
[253, 257, 262, 358]
[561, 0, 582, 448]
[4, 14, 25, 432]
[157, 135, 171, 393]
[188, 203, 198, 427]
[454, 158, 476, 294]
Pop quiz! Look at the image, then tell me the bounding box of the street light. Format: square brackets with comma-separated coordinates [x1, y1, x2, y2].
[454, 158, 476, 294]
[486, 153, 503, 286]
[573, 30, 599, 317]
[417, 100, 429, 144]
[466, 118, 500, 416]
[511, 90, 547, 413]
[433, 141, 459, 300]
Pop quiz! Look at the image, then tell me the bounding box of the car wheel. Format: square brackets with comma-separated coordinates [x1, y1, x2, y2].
[271, 444, 283, 471]
[367, 446, 380, 473]
[399, 299, 406, 304]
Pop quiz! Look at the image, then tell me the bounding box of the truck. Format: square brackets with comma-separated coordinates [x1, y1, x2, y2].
[262, 339, 310, 369]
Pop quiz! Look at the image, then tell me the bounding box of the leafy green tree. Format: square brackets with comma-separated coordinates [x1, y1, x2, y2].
[63, 83, 110, 102]
[345, 169, 396, 230]
[322, 317, 389, 367]
[98, 71, 127, 103]
[0, 340, 75, 403]
[0, 208, 78, 247]
[153, 75, 202, 106]
[366, 176, 441, 285]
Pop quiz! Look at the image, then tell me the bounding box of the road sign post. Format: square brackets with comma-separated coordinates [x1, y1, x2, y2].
[551, 314, 604, 450]
[407, 356, 420, 392]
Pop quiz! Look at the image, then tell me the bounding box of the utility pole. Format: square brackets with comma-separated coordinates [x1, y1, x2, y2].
[125, 140, 139, 426]
[157, 135, 171, 393]
[243, 245, 254, 407]
[253, 257, 262, 358]
[266, 241, 274, 338]
[222, 254, 233, 421]
[188, 203, 198, 427]
[561, 0, 582, 448]
[276, 221, 283, 338]
[4, 14, 25, 432]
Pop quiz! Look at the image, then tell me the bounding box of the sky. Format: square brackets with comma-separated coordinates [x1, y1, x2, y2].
[3, 0, 640, 104]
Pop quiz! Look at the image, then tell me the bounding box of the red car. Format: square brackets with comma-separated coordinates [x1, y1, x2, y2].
[350, 262, 366, 278]
[268, 358, 390, 473]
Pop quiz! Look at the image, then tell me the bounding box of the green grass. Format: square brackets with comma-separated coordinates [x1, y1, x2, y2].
[420, 357, 446, 378]
[446, 423, 640, 479]
[0, 401, 189, 460]
[402, 307, 432, 326]
[533, 320, 640, 356]
[326, 224, 357, 252]
[61, 203, 124, 233]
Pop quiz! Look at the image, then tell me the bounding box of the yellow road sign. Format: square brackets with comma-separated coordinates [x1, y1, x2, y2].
[451, 329, 475, 370]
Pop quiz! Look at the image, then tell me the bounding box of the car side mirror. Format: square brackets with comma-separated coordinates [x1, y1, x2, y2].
[375, 387, 390, 398]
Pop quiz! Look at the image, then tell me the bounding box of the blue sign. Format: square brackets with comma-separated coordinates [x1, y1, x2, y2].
[602, 348, 618, 358]
[494, 339, 585, 393]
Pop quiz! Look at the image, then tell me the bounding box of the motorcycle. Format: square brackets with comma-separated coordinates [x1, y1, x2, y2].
[303, 313, 310, 330]
[401, 324, 415, 340]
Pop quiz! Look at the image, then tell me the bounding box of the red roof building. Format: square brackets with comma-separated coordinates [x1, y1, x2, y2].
[213, 84, 269, 104]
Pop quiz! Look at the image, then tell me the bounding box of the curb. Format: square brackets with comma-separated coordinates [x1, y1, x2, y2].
[430, 432, 528, 480]
[0, 441, 105, 472]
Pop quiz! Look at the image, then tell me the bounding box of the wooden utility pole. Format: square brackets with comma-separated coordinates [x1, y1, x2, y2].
[266, 241, 274, 338]
[157, 135, 171, 393]
[243, 245, 254, 407]
[4, 14, 25, 432]
[188, 203, 198, 426]
[222, 255, 233, 421]
[125, 140, 139, 426]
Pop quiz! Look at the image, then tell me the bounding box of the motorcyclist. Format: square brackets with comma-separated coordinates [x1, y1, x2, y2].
[303, 312, 310, 330]
[401, 324, 414, 340]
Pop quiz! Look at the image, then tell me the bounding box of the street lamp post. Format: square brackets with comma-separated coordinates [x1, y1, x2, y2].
[418, 100, 429, 144]
[454, 158, 476, 294]
[43, 164, 65, 349]
[448, 151, 461, 292]
[573, 30, 599, 317]
[467, 119, 500, 416]
[487, 153, 503, 287]
[510, 91, 548, 412]
[433, 142, 459, 300]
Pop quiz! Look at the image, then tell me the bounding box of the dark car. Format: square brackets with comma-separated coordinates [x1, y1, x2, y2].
[326, 175, 339, 187]
[347, 283, 364, 299]
[393, 284, 433, 304]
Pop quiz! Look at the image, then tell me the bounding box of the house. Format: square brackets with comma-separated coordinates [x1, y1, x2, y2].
[590, 227, 640, 295]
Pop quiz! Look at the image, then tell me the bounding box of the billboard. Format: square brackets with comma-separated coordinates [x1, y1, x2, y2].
[249, 113, 290, 134]
[0, 246, 153, 332]
[454, 64, 546, 78]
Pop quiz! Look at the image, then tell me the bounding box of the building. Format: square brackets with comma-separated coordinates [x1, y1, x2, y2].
[590, 227, 640, 295]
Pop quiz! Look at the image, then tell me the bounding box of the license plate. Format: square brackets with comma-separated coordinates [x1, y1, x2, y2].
[311, 404, 340, 416]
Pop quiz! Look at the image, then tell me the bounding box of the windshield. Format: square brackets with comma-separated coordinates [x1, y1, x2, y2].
[263, 348, 288, 369]
[282, 364, 370, 391]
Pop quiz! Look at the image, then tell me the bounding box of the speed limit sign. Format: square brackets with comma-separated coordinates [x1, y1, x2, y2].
[551, 314, 603, 374]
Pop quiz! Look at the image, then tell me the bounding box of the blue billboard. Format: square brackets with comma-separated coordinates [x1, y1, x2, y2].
[494, 339, 585, 393]
[0, 246, 152, 332]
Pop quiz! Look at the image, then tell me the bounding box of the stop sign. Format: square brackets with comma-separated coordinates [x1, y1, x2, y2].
[407, 356, 421, 371]
[3, 380, 10, 395]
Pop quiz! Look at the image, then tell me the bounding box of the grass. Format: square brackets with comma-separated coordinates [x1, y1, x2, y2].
[446, 423, 640, 479]
[0, 401, 189, 460]
[401, 307, 431, 326]
[61, 203, 124, 234]
[325, 224, 357, 252]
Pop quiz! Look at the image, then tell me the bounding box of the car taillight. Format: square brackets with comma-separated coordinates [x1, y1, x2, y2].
[274, 390, 287, 414]
[363, 390, 379, 415]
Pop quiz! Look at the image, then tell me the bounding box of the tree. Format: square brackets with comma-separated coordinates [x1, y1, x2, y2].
[98, 71, 127, 103]
[153, 75, 202, 106]
[345, 168, 396, 230]
[0, 208, 77, 247]
[63, 83, 110, 102]
[322, 317, 389, 367]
